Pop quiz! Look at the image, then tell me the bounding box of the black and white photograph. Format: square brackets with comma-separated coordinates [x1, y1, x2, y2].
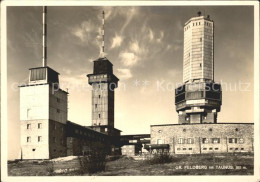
[1, 1, 259, 181]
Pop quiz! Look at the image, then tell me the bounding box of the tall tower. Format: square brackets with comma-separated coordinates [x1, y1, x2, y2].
[19, 7, 68, 159]
[175, 12, 222, 124]
[87, 11, 120, 136]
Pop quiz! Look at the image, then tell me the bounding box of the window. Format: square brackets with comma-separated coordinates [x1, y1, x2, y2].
[27, 124, 31, 129]
[229, 148, 233, 150]
[32, 148, 36, 152]
[199, 63, 202, 68]
[200, 37, 202, 42]
[211, 138, 220, 144]
[98, 114, 101, 118]
[38, 136, 42, 142]
[215, 148, 219, 150]
[38, 123, 42, 129]
[185, 117, 189, 121]
[189, 148, 192, 150]
[177, 148, 181, 151]
[235, 128, 239, 131]
[183, 129, 186, 132]
[235, 148, 238, 150]
[157, 139, 163, 144]
[209, 128, 212, 132]
[53, 137, 56, 143]
[95, 104, 97, 108]
[187, 138, 194, 144]
[183, 148, 186, 150]
[27, 137, 31, 143]
[203, 148, 207, 150]
[99, 95, 101, 99]
[241, 148, 244, 150]
[239, 138, 244, 144]
[209, 148, 213, 150]
[178, 138, 185, 144]
[229, 138, 237, 143]
[202, 138, 209, 144]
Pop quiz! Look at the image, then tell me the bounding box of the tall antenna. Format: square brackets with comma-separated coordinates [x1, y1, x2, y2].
[101, 11, 105, 58]
[42, 6, 47, 67]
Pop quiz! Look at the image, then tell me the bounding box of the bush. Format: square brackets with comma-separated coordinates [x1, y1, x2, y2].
[78, 142, 107, 175]
[144, 153, 178, 165]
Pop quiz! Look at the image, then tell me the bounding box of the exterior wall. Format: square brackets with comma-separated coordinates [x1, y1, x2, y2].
[121, 145, 141, 156]
[183, 16, 214, 82]
[20, 84, 68, 159]
[49, 120, 67, 158]
[150, 123, 254, 154]
[20, 84, 50, 159]
[92, 82, 114, 127]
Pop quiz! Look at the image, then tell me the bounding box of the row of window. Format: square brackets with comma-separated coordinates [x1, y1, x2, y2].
[184, 21, 212, 31]
[27, 123, 42, 129]
[176, 147, 245, 151]
[175, 138, 244, 144]
[26, 136, 64, 144]
[74, 129, 106, 140]
[158, 128, 241, 133]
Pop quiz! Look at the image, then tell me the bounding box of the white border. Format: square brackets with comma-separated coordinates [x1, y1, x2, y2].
[1, 1, 259, 182]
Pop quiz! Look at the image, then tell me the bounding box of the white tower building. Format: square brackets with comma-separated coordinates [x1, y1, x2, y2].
[19, 7, 68, 159]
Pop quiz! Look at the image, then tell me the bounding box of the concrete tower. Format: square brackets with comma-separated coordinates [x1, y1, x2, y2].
[175, 12, 222, 124]
[87, 11, 120, 136]
[19, 7, 68, 159]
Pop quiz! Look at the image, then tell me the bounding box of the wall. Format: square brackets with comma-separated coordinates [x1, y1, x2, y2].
[151, 123, 254, 154]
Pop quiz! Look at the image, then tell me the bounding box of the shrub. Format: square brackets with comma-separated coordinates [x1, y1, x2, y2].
[78, 142, 107, 175]
[144, 153, 178, 165]
[46, 162, 54, 176]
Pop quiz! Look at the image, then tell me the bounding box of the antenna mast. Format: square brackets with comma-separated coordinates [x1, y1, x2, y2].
[101, 11, 105, 58]
[42, 6, 47, 67]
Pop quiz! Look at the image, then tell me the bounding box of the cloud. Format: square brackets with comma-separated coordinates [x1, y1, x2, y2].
[156, 31, 164, 43]
[130, 41, 140, 53]
[119, 52, 138, 67]
[120, 7, 138, 33]
[148, 29, 154, 41]
[111, 34, 123, 49]
[71, 20, 97, 43]
[117, 69, 133, 80]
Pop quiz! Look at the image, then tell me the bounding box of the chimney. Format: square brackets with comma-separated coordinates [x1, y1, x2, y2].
[42, 6, 47, 67]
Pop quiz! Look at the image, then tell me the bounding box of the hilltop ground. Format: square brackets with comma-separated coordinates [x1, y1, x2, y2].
[8, 153, 253, 176]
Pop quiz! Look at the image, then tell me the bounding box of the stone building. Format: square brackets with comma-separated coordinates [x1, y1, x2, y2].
[147, 12, 254, 155]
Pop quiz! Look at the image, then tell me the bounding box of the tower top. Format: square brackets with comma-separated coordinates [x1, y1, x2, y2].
[100, 11, 106, 58]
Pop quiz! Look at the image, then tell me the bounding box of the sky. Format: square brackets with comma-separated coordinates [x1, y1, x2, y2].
[6, 6, 254, 159]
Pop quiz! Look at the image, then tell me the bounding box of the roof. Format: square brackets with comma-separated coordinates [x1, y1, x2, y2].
[151, 123, 254, 127]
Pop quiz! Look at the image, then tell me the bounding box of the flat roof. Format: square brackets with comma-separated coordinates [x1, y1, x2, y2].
[151, 123, 254, 127]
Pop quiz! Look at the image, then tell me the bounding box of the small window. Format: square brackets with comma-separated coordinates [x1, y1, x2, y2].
[27, 137, 31, 143]
[203, 148, 207, 150]
[177, 148, 181, 151]
[241, 148, 244, 150]
[199, 63, 202, 67]
[178, 138, 185, 144]
[229, 138, 237, 143]
[235, 148, 238, 150]
[99, 95, 101, 99]
[38, 136, 42, 142]
[239, 138, 244, 144]
[209, 128, 212, 132]
[185, 117, 189, 121]
[202, 138, 209, 144]
[235, 128, 239, 132]
[158, 130, 162, 133]
[200, 37, 202, 42]
[189, 148, 192, 150]
[187, 138, 194, 144]
[209, 148, 213, 150]
[98, 114, 101, 118]
[27, 124, 31, 129]
[183, 129, 186, 132]
[53, 137, 56, 143]
[229, 148, 233, 150]
[38, 123, 42, 129]
[95, 104, 97, 108]
[183, 148, 186, 150]
[215, 148, 219, 150]
[211, 138, 220, 144]
[32, 148, 36, 152]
